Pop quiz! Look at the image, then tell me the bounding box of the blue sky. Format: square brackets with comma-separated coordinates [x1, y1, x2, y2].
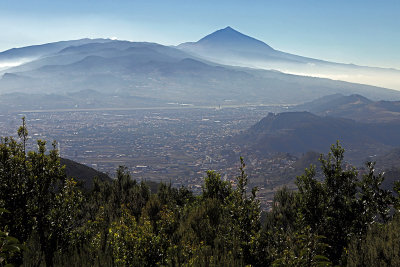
[1, 0, 399, 69]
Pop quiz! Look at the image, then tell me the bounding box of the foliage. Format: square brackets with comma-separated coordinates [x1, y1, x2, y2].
[272, 226, 331, 267]
[0, 208, 22, 267]
[0, 118, 80, 266]
[0, 121, 398, 266]
[295, 141, 393, 265]
[347, 213, 400, 267]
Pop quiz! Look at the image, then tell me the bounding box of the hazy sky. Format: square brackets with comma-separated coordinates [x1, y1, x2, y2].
[1, 0, 399, 69]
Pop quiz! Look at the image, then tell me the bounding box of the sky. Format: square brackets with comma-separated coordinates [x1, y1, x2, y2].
[1, 0, 399, 69]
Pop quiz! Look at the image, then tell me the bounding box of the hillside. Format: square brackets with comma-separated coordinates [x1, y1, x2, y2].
[61, 158, 160, 192]
[234, 111, 400, 164]
[61, 158, 111, 188]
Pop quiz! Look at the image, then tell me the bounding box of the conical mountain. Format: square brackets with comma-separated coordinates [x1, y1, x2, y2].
[178, 26, 280, 60]
[178, 27, 400, 90]
[192, 26, 275, 52]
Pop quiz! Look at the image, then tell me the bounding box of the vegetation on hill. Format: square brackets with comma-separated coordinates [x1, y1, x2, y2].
[61, 158, 159, 193]
[1, 121, 399, 266]
[60, 158, 111, 189]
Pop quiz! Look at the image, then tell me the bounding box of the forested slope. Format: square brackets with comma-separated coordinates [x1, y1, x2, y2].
[1, 123, 400, 266]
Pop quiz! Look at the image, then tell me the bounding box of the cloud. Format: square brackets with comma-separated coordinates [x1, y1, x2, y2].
[0, 58, 36, 70]
[0, 61, 25, 68]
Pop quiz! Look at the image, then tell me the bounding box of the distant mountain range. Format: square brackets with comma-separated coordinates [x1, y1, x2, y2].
[0, 27, 400, 111]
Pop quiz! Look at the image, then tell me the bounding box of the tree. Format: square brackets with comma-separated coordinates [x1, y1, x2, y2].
[0, 119, 85, 266]
[108, 208, 163, 266]
[296, 142, 393, 264]
[0, 208, 22, 267]
[202, 170, 232, 201]
[0, 136, 32, 248]
[347, 213, 400, 266]
[272, 226, 331, 267]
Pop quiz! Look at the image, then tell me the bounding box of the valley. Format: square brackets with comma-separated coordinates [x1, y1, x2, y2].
[1, 106, 289, 207]
[2, 98, 400, 211]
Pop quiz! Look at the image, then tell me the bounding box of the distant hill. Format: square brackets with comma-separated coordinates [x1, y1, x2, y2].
[295, 94, 400, 122]
[234, 111, 400, 164]
[295, 94, 372, 114]
[369, 148, 400, 170]
[360, 148, 400, 190]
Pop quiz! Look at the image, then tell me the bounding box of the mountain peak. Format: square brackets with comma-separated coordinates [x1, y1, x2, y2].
[222, 26, 235, 31]
[176, 26, 278, 69]
[209, 26, 247, 38]
[179, 26, 275, 53]
[196, 27, 273, 51]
